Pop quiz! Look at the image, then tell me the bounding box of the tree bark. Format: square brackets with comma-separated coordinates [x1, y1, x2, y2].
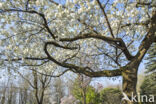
[122, 64, 139, 104]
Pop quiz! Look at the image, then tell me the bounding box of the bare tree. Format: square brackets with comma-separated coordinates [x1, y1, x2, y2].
[0, 83, 7, 104]
[52, 77, 65, 104]
[17, 70, 52, 104]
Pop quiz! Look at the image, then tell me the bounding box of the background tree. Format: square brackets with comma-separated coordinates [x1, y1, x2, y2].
[145, 43, 156, 73]
[15, 69, 52, 104]
[100, 88, 122, 104]
[140, 74, 156, 104]
[29, 70, 52, 104]
[0, 0, 156, 104]
[71, 75, 100, 104]
[0, 81, 8, 104]
[140, 43, 156, 104]
[52, 77, 65, 104]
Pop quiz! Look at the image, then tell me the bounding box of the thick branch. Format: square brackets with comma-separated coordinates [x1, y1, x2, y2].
[4, 57, 48, 62]
[115, 38, 135, 60]
[44, 41, 122, 77]
[60, 33, 118, 42]
[60, 33, 134, 60]
[116, 40, 134, 59]
[73, 68, 123, 77]
[136, 11, 156, 62]
[45, 41, 78, 50]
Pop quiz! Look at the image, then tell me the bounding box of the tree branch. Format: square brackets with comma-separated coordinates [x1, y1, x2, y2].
[25, 0, 30, 11]
[0, 9, 56, 39]
[45, 41, 78, 50]
[15, 70, 36, 89]
[94, 44, 121, 66]
[136, 2, 156, 8]
[60, 33, 118, 42]
[60, 33, 134, 60]
[96, 0, 115, 38]
[44, 41, 122, 77]
[30, 68, 70, 78]
[22, 60, 49, 67]
[121, 22, 149, 28]
[4, 57, 48, 61]
[136, 11, 156, 62]
[71, 66, 123, 77]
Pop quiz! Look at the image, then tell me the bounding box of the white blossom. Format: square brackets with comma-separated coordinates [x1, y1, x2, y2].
[0, 0, 154, 77]
[73, 0, 78, 4]
[0, 3, 3, 8]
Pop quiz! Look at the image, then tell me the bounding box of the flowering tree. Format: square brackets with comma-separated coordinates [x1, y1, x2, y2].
[0, 0, 156, 104]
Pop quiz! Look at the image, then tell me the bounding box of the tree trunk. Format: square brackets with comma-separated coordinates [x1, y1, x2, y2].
[39, 88, 45, 104]
[122, 64, 139, 104]
[1, 87, 6, 104]
[83, 88, 87, 104]
[121, 11, 156, 104]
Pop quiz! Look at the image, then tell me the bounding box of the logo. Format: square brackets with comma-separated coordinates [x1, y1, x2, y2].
[122, 92, 155, 103]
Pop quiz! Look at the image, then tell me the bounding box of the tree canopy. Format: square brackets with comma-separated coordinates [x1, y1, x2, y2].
[0, 0, 155, 75]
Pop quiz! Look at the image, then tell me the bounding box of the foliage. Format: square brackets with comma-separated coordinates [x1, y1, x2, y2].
[53, 77, 65, 103]
[86, 87, 100, 104]
[140, 73, 156, 104]
[140, 43, 156, 104]
[145, 43, 156, 73]
[99, 88, 122, 104]
[71, 75, 100, 104]
[72, 85, 100, 104]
